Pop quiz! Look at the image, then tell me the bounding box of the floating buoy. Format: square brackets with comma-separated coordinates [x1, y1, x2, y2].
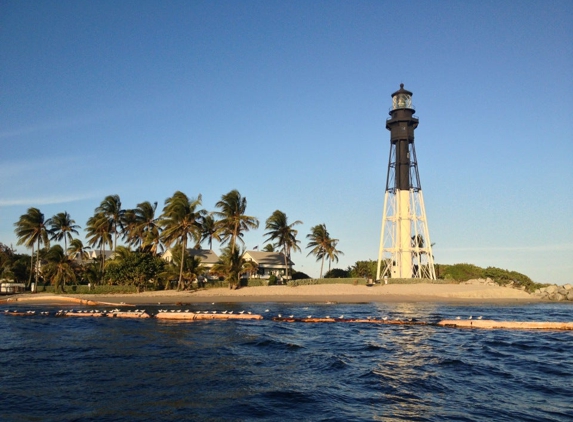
[437, 320, 573, 331]
[272, 317, 427, 325]
[155, 312, 262, 321]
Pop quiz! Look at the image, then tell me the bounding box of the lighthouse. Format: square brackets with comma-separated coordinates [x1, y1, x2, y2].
[376, 84, 436, 280]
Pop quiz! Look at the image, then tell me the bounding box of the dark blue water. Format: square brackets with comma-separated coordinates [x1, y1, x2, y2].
[1, 302, 572, 421]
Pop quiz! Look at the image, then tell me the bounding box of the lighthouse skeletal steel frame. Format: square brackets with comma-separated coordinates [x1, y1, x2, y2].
[376, 84, 436, 280]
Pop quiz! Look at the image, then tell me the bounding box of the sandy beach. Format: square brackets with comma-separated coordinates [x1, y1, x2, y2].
[1, 283, 540, 306]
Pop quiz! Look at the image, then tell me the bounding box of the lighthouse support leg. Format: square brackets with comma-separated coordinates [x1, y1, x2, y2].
[376, 191, 390, 281]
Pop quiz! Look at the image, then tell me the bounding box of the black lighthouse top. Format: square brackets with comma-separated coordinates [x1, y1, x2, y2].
[391, 83, 414, 111]
[386, 84, 419, 192]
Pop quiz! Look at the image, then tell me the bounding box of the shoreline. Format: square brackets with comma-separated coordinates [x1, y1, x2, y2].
[0, 283, 549, 306]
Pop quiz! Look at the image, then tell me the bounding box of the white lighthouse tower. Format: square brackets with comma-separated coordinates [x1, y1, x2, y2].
[376, 84, 436, 280]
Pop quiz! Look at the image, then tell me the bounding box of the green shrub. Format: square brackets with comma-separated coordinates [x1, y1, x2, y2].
[202, 279, 228, 288]
[382, 278, 455, 284]
[323, 268, 349, 278]
[291, 271, 310, 280]
[348, 260, 378, 279]
[439, 263, 540, 292]
[440, 263, 484, 281]
[286, 278, 366, 286]
[242, 278, 267, 287]
[105, 252, 165, 288]
[286, 279, 318, 286]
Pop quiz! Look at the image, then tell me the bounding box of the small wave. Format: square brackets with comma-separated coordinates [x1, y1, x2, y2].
[439, 358, 466, 366]
[481, 344, 511, 358]
[261, 390, 317, 403]
[246, 338, 304, 350]
[308, 354, 349, 372]
[364, 342, 384, 351]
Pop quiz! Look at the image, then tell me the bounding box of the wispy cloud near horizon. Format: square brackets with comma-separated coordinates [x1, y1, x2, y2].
[0, 114, 98, 140]
[0, 192, 101, 207]
[0, 156, 84, 177]
[0, 99, 163, 141]
[439, 244, 573, 253]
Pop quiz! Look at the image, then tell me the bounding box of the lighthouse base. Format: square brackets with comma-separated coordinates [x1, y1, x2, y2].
[377, 188, 436, 281]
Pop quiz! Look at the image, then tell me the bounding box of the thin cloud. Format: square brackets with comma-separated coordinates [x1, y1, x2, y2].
[0, 115, 96, 140]
[0, 156, 82, 178]
[0, 192, 100, 207]
[439, 244, 573, 253]
[0, 99, 164, 140]
[0, 110, 108, 140]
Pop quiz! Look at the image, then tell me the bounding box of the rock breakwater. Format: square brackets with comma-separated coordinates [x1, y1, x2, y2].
[533, 284, 573, 302]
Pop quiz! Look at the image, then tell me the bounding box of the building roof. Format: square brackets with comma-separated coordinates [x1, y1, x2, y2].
[187, 249, 219, 264]
[243, 251, 293, 268]
[88, 250, 115, 260]
[162, 248, 219, 265]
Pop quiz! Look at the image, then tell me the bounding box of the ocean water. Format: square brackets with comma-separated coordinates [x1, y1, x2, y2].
[1, 302, 572, 422]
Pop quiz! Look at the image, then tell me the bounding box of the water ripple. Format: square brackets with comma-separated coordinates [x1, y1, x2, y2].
[1, 302, 572, 421]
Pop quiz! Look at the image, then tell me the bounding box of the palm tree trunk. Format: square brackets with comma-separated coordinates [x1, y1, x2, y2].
[231, 221, 239, 254]
[63, 237, 68, 288]
[28, 245, 34, 288]
[35, 238, 40, 292]
[320, 256, 325, 278]
[101, 242, 105, 284]
[284, 246, 289, 281]
[178, 241, 186, 290]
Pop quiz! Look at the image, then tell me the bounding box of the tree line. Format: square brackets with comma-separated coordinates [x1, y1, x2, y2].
[6, 190, 343, 291]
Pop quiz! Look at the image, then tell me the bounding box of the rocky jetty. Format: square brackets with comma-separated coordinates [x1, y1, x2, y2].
[462, 278, 529, 290]
[460, 278, 573, 302]
[533, 284, 573, 302]
[460, 278, 497, 286]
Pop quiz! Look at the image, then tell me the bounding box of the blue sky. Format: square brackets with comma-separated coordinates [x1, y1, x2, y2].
[1, 1, 572, 284]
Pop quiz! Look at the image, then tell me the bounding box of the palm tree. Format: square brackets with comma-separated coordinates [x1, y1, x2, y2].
[85, 212, 113, 279]
[264, 210, 302, 280]
[122, 208, 137, 245]
[210, 245, 258, 289]
[184, 255, 206, 289]
[156, 252, 205, 290]
[160, 191, 205, 290]
[143, 227, 163, 256]
[44, 245, 76, 293]
[306, 224, 330, 278]
[82, 260, 102, 287]
[262, 243, 275, 252]
[49, 212, 80, 252]
[67, 238, 91, 261]
[325, 238, 343, 273]
[14, 207, 52, 289]
[107, 245, 132, 264]
[214, 190, 259, 254]
[95, 195, 125, 251]
[200, 214, 222, 250]
[156, 262, 180, 291]
[49, 212, 80, 288]
[127, 201, 162, 254]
